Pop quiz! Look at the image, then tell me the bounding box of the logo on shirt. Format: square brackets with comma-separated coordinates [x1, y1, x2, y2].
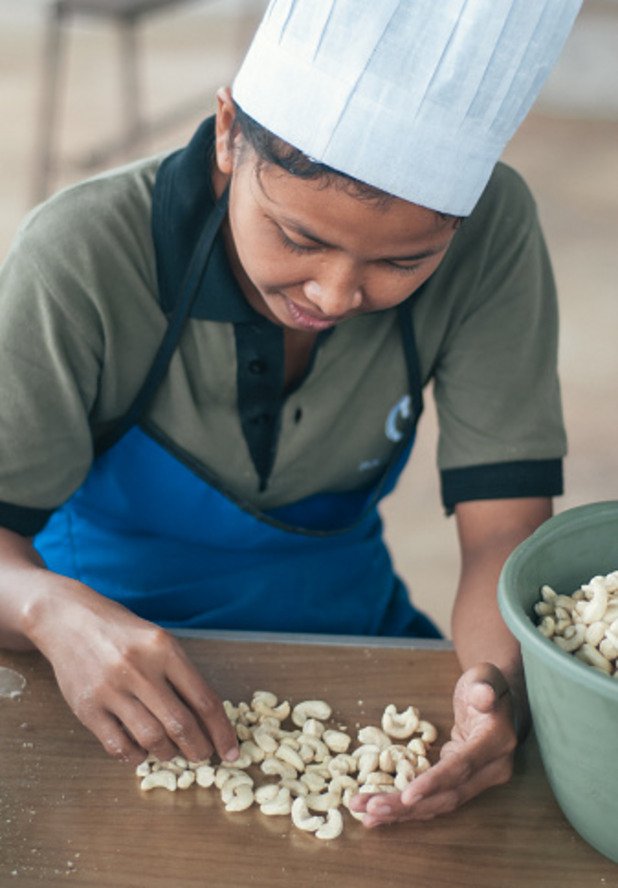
[357, 394, 412, 473]
[385, 394, 412, 442]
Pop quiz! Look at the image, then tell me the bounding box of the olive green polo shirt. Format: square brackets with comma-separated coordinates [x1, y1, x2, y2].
[0, 152, 566, 535]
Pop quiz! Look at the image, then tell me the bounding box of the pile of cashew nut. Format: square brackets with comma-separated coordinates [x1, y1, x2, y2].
[136, 691, 438, 840]
[535, 569, 618, 677]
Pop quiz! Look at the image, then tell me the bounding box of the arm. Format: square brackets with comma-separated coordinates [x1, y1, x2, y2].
[351, 496, 551, 827]
[0, 526, 238, 765]
[451, 496, 552, 737]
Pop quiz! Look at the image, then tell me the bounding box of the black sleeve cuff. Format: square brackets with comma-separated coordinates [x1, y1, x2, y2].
[441, 458, 563, 515]
[0, 501, 54, 536]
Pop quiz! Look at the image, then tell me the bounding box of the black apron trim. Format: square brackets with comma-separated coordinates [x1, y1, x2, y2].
[0, 501, 53, 537]
[93, 187, 230, 458]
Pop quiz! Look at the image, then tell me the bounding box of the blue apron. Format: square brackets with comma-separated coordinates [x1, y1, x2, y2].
[34, 186, 441, 639]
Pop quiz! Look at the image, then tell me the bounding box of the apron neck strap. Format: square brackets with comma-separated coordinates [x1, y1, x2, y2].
[94, 187, 230, 458]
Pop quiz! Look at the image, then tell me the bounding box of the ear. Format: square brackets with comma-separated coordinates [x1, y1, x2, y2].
[214, 86, 237, 176]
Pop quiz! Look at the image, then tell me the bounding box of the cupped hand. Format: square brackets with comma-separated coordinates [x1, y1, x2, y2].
[350, 663, 518, 828]
[33, 581, 239, 765]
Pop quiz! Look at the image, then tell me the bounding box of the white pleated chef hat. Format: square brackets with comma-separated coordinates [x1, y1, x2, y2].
[233, 0, 582, 216]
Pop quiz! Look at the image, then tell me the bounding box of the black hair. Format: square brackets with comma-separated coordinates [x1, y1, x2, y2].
[230, 100, 396, 209]
[230, 101, 461, 227]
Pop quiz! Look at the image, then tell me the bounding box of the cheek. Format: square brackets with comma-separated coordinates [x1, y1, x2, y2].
[229, 208, 292, 287]
[362, 268, 430, 310]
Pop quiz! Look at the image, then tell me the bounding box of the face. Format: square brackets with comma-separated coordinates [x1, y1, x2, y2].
[213, 92, 457, 334]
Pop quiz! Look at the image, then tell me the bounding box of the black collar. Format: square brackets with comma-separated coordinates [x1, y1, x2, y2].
[151, 115, 262, 324]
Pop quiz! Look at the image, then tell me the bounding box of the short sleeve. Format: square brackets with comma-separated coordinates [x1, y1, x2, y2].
[0, 214, 104, 533]
[0, 159, 164, 535]
[431, 166, 567, 512]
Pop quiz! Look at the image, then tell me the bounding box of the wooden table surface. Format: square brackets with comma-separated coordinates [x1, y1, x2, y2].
[1, 635, 617, 888]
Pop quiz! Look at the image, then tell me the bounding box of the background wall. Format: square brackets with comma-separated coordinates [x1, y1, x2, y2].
[1, 0, 616, 635]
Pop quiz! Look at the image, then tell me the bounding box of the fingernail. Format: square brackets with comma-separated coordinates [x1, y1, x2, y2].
[223, 747, 239, 762]
[403, 791, 423, 806]
[371, 804, 392, 816]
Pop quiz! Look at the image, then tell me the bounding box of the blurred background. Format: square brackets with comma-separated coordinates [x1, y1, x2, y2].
[1, 0, 616, 635]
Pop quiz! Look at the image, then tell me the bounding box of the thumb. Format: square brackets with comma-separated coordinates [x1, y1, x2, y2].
[469, 680, 501, 713]
[462, 662, 511, 714]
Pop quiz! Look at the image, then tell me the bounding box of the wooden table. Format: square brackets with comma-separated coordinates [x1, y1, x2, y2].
[1, 633, 617, 887]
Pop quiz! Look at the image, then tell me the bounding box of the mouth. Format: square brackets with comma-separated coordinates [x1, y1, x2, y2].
[284, 297, 345, 331]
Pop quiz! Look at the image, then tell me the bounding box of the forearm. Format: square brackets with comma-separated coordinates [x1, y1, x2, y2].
[0, 526, 85, 651]
[452, 497, 553, 736]
[451, 539, 528, 728]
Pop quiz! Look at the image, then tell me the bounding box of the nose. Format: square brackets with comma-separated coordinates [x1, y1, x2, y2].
[303, 262, 363, 317]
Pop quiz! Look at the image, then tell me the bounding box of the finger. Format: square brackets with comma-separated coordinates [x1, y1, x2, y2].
[165, 649, 239, 762]
[81, 709, 143, 763]
[133, 677, 217, 763]
[110, 694, 182, 763]
[363, 753, 514, 825]
[469, 680, 501, 712]
[168, 658, 239, 761]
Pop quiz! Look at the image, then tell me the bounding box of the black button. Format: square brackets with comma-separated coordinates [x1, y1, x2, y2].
[294, 408, 303, 423]
[248, 359, 267, 375]
[250, 413, 272, 426]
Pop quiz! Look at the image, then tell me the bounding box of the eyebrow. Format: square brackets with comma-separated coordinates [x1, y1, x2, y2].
[277, 216, 449, 262]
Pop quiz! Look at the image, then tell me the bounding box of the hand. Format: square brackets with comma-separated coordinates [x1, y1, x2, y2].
[350, 663, 518, 827]
[30, 579, 239, 765]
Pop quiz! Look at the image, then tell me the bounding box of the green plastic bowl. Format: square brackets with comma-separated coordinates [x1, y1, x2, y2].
[498, 501, 618, 863]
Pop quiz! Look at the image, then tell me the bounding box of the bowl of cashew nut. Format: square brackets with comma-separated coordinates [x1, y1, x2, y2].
[498, 500, 618, 864]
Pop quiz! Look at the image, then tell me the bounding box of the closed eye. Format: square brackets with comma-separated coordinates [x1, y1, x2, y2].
[277, 227, 322, 255]
[381, 260, 421, 275]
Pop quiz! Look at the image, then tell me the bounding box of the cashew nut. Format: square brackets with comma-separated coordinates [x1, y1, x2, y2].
[252, 726, 279, 755]
[578, 582, 609, 624]
[315, 809, 344, 840]
[576, 643, 613, 674]
[177, 770, 196, 790]
[223, 700, 239, 722]
[329, 775, 358, 795]
[220, 751, 253, 769]
[328, 754, 357, 777]
[302, 718, 325, 738]
[291, 797, 324, 832]
[260, 757, 297, 780]
[136, 689, 440, 842]
[306, 791, 341, 812]
[357, 726, 391, 749]
[299, 735, 329, 762]
[239, 740, 265, 764]
[140, 770, 177, 792]
[415, 755, 431, 773]
[235, 723, 252, 741]
[222, 778, 254, 812]
[252, 691, 291, 722]
[195, 764, 216, 788]
[538, 615, 556, 638]
[254, 783, 280, 805]
[280, 778, 309, 798]
[322, 730, 352, 753]
[381, 704, 420, 740]
[300, 771, 327, 794]
[276, 744, 305, 773]
[378, 745, 408, 773]
[363, 771, 395, 787]
[292, 700, 332, 727]
[553, 623, 585, 653]
[259, 786, 292, 816]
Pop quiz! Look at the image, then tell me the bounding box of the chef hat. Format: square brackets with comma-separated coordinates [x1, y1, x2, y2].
[233, 0, 582, 215]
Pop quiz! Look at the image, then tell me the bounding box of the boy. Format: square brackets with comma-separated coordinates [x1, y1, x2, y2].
[0, 0, 580, 828]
